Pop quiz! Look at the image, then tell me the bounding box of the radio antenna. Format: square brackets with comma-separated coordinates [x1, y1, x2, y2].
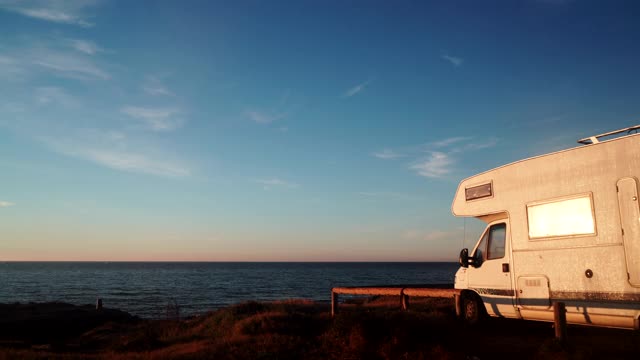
[463, 217, 466, 249]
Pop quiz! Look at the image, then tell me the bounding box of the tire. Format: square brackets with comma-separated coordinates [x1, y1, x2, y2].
[462, 294, 485, 326]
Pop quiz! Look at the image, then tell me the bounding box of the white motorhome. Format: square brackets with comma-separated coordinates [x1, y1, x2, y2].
[453, 125, 640, 330]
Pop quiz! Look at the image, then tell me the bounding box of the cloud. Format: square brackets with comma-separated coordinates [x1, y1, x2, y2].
[0, 0, 97, 27]
[0, 101, 26, 114]
[245, 91, 296, 125]
[245, 110, 284, 124]
[0, 201, 15, 207]
[79, 149, 190, 177]
[69, 39, 101, 55]
[343, 80, 372, 98]
[41, 132, 191, 178]
[372, 148, 403, 160]
[374, 136, 498, 179]
[35, 87, 79, 107]
[121, 106, 183, 132]
[0, 36, 110, 82]
[255, 178, 299, 189]
[0, 55, 27, 79]
[449, 138, 499, 154]
[441, 54, 464, 67]
[143, 76, 173, 96]
[410, 137, 498, 178]
[143, 85, 172, 96]
[410, 138, 498, 178]
[32, 50, 110, 80]
[431, 136, 470, 148]
[410, 152, 454, 178]
[372, 138, 471, 162]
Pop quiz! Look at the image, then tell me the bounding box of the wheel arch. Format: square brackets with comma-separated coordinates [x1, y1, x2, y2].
[458, 289, 487, 324]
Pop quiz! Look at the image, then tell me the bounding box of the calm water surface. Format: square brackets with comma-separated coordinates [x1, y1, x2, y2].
[0, 262, 458, 318]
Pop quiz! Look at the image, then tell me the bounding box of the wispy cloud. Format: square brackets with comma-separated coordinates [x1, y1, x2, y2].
[0, 36, 110, 82]
[373, 136, 498, 179]
[254, 178, 299, 189]
[0, 201, 15, 207]
[32, 50, 110, 80]
[372, 148, 403, 160]
[410, 151, 454, 178]
[41, 132, 191, 178]
[35, 87, 79, 107]
[410, 138, 498, 178]
[454, 138, 498, 153]
[143, 85, 171, 96]
[121, 106, 183, 132]
[431, 136, 470, 148]
[69, 39, 102, 55]
[143, 76, 173, 96]
[245, 110, 284, 124]
[441, 54, 464, 67]
[0, 0, 97, 27]
[245, 91, 296, 125]
[343, 80, 372, 98]
[79, 149, 190, 177]
[0, 101, 26, 114]
[0, 55, 27, 79]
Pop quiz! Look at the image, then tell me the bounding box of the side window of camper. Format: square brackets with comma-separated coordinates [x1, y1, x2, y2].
[527, 194, 595, 239]
[487, 223, 506, 260]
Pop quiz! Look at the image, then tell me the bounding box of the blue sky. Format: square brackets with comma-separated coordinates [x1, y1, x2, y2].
[1, 0, 639, 261]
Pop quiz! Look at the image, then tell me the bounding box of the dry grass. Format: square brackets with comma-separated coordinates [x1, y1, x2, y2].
[1, 298, 638, 359]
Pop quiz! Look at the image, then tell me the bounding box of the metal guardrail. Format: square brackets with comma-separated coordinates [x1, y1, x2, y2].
[330, 285, 460, 317]
[330, 285, 570, 345]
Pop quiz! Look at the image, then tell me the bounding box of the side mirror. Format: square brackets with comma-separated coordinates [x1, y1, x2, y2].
[459, 248, 469, 268]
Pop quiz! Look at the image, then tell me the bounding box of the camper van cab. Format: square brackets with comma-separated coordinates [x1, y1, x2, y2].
[453, 125, 640, 330]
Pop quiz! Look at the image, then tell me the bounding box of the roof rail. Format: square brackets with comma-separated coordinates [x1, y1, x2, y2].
[577, 124, 640, 145]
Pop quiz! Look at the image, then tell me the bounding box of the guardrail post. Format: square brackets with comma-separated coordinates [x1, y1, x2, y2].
[401, 290, 409, 311]
[331, 290, 338, 317]
[553, 301, 567, 345]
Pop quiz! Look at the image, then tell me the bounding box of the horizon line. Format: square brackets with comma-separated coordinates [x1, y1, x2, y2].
[1, 260, 457, 263]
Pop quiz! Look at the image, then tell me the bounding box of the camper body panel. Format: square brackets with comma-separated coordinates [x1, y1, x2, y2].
[453, 132, 640, 329]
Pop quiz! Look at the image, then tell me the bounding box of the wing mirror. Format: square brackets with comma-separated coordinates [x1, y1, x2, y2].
[459, 248, 469, 268]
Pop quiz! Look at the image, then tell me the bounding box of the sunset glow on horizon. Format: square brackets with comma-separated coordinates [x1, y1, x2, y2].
[2, 0, 639, 261]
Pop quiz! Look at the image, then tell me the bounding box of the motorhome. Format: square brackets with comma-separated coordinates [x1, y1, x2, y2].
[453, 125, 640, 330]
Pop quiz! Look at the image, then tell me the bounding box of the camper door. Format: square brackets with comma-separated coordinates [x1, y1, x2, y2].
[467, 220, 517, 317]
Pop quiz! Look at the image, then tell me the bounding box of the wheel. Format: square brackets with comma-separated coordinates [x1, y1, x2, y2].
[462, 294, 485, 326]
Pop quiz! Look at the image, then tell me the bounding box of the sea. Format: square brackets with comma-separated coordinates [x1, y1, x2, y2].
[0, 262, 458, 319]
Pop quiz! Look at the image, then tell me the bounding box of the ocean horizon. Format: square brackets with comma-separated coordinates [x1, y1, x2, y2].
[0, 261, 458, 318]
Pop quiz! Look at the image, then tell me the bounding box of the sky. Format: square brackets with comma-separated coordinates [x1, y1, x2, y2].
[1, 0, 639, 261]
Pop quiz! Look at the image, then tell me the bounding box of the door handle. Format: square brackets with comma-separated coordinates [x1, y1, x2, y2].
[502, 263, 510, 273]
